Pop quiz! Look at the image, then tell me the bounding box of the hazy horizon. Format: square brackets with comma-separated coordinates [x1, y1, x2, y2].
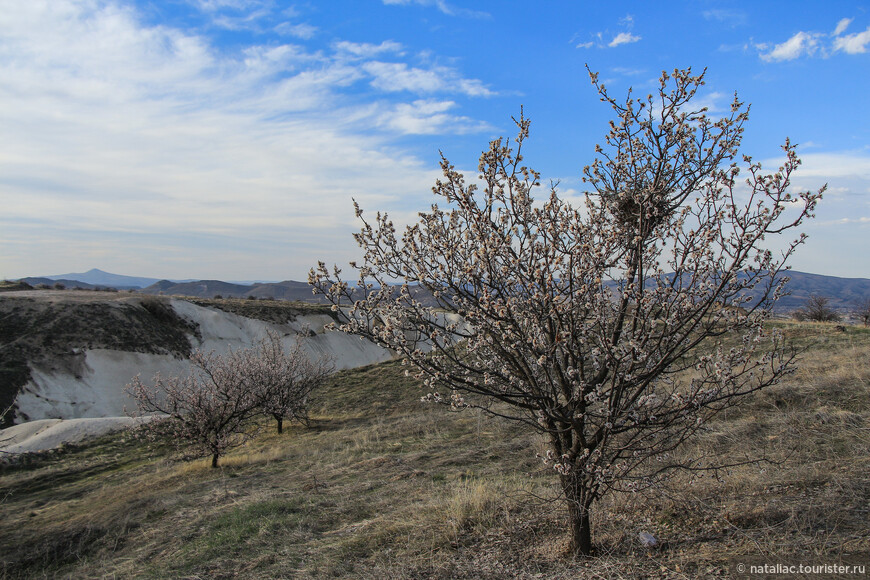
[10, 266, 870, 287]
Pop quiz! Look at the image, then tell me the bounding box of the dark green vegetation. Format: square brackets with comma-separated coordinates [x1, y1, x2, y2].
[0, 281, 33, 293]
[139, 279, 327, 301]
[1, 322, 868, 578]
[188, 297, 335, 325]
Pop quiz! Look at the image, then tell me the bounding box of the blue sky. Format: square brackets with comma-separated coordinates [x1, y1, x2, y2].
[1, 0, 869, 281]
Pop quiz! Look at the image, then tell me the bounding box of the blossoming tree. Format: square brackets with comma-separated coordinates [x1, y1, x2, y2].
[127, 348, 261, 468]
[254, 330, 334, 434]
[309, 68, 823, 556]
[127, 332, 331, 466]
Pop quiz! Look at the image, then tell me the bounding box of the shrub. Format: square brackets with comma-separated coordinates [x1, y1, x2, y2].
[793, 295, 841, 322]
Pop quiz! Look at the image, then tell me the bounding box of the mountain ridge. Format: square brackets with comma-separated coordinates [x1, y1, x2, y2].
[16, 268, 870, 311]
[41, 268, 195, 289]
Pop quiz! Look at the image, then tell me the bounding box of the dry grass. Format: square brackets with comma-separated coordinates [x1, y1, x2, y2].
[1, 323, 869, 578]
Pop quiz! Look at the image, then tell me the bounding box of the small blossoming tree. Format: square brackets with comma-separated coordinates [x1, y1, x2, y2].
[309, 68, 823, 556]
[127, 348, 261, 468]
[254, 330, 334, 434]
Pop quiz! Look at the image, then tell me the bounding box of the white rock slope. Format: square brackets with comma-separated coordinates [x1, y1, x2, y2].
[3, 299, 393, 453]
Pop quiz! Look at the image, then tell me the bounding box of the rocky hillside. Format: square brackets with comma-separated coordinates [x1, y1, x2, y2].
[0, 291, 393, 426]
[138, 279, 324, 301]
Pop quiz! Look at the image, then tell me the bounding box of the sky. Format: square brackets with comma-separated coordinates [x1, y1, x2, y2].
[1, 0, 869, 282]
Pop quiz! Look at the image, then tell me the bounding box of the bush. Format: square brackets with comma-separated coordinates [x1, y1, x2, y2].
[854, 297, 870, 327]
[793, 295, 841, 322]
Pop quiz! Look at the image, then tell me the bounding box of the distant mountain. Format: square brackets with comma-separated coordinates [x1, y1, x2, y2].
[20, 277, 98, 290]
[43, 268, 162, 289]
[775, 271, 870, 312]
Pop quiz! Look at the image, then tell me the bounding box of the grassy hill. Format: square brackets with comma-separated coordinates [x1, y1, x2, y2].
[1, 323, 869, 578]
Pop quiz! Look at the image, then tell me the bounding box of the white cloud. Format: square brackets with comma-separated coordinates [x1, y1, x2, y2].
[761, 31, 820, 61]
[574, 15, 640, 50]
[774, 152, 870, 179]
[833, 17, 852, 36]
[609, 32, 641, 47]
[363, 61, 494, 96]
[211, 9, 272, 31]
[758, 17, 870, 61]
[690, 91, 727, 114]
[375, 100, 491, 135]
[191, 0, 266, 11]
[702, 9, 747, 27]
[0, 0, 493, 280]
[334, 40, 404, 59]
[611, 67, 645, 77]
[750, 151, 870, 277]
[274, 21, 317, 39]
[833, 26, 870, 54]
[241, 44, 312, 75]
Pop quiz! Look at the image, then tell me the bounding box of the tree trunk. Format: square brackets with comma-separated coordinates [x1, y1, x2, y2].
[276, 415, 283, 434]
[211, 453, 219, 468]
[563, 471, 595, 556]
[567, 498, 594, 556]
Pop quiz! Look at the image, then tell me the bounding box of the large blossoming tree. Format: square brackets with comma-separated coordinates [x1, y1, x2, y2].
[309, 68, 822, 556]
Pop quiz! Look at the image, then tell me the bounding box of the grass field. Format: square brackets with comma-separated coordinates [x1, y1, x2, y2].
[1, 322, 868, 578]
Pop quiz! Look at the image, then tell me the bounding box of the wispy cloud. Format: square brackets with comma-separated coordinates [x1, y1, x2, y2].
[334, 40, 404, 59]
[611, 67, 646, 77]
[363, 61, 495, 96]
[831, 217, 870, 224]
[573, 15, 641, 49]
[833, 17, 852, 36]
[382, 0, 489, 19]
[0, 0, 492, 279]
[758, 16, 870, 61]
[191, 0, 266, 11]
[833, 26, 870, 54]
[190, 0, 287, 33]
[702, 9, 747, 27]
[374, 100, 492, 135]
[761, 31, 820, 61]
[274, 21, 317, 39]
[609, 32, 641, 47]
